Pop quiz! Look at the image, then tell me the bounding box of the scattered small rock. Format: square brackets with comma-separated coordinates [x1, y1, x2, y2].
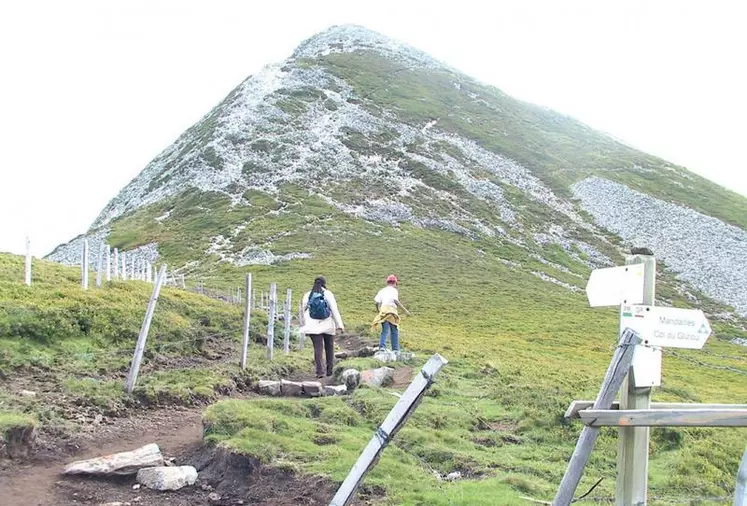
[132, 484, 141, 490]
[302, 381, 324, 397]
[136, 466, 198, 491]
[201, 483, 214, 492]
[93, 414, 104, 425]
[280, 379, 303, 397]
[324, 385, 348, 396]
[342, 369, 361, 391]
[18, 390, 37, 398]
[445, 471, 462, 482]
[64, 443, 164, 476]
[360, 367, 394, 388]
[335, 351, 350, 359]
[208, 492, 222, 502]
[257, 380, 281, 396]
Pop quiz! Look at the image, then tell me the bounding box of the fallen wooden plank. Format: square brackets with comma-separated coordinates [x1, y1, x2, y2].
[565, 401, 747, 419]
[329, 353, 448, 506]
[578, 409, 747, 427]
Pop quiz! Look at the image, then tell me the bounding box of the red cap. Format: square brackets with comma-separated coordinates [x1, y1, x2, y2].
[386, 274, 398, 284]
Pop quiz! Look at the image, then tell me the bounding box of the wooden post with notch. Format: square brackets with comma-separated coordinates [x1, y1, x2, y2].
[125, 264, 167, 393]
[553, 328, 641, 506]
[617, 253, 656, 506]
[266, 283, 277, 360]
[240, 273, 252, 370]
[283, 288, 292, 353]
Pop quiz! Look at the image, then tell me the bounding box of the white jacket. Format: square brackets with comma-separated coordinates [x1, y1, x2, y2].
[299, 288, 344, 336]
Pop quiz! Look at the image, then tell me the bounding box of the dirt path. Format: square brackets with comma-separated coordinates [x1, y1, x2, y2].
[0, 408, 204, 506]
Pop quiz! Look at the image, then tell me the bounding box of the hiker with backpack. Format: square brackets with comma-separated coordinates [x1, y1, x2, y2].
[300, 276, 345, 378]
[372, 274, 411, 353]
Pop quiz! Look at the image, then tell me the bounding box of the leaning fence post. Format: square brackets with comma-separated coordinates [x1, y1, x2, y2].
[81, 238, 89, 290]
[298, 298, 306, 350]
[125, 264, 167, 394]
[283, 288, 292, 353]
[553, 328, 642, 506]
[330, 353, 448, 506]
[736, 446, 747, 506]
[24, 237, 32, 286]
[241, 274, 253, 370]
[266, 283, 277, 360]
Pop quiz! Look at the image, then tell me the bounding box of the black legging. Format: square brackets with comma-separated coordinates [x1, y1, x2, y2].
[309, 334, 335, 377]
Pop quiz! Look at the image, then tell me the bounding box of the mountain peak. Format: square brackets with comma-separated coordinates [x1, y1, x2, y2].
[292, 24, 445, 69]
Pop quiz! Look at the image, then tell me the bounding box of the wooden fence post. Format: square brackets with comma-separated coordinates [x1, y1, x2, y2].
[330, 354, 449, 506]
[298, 298, 306, 350]
[106, 246, 111, 281]
[81, 239, 89, 290]
[113, 248, 119, 279]
[553, 328, 641, 506]
[283, 289, 292, 353]
[125, 264, 167, 393]
[24, 237, 31, 286]
[736, 446, 747, 506]
[241, 274, 253, 370]
[617, 254, 656, 506]
[266, 283, 277, 360]
[96, 244, 104, 287]
[121, 253, 127, 281]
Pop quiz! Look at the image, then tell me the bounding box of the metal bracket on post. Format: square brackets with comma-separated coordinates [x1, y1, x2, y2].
[617, 252, 656, 506]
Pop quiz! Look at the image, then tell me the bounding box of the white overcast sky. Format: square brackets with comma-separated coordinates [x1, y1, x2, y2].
[1, 0, 745, 257]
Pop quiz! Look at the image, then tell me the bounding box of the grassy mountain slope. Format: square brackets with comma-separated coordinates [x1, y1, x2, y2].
[36, 25, 747, 504]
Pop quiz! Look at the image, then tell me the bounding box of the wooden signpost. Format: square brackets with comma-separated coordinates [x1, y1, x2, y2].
[555, 249, 747, 506]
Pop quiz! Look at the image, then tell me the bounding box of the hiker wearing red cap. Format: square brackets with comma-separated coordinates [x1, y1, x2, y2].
[372, 274, 411, 352]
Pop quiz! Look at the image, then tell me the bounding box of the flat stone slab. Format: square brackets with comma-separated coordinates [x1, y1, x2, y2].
[302, 381, 324, 397]
[258, 380, 281, 396]
[280, 379, 303, 397]
[64, 443, 164, 476]
[136, 466, 197, 491]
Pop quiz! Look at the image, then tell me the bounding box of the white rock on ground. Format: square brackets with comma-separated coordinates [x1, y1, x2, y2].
[360, 367, 394, 388]
[136, 466, 198, 491]
[374, 350, 398, 363]
[280, 379, 303, 396]
[324, 385, 348, 396]
[302, 381, 324, 397]
[342, 369, 361, 391]
[64, 443, 164, 476]
[258, 380, 281, 396]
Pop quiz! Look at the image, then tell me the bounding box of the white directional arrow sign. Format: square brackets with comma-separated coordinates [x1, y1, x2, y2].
[585, 264, 645, 307]
[620, 304, 712, 349]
